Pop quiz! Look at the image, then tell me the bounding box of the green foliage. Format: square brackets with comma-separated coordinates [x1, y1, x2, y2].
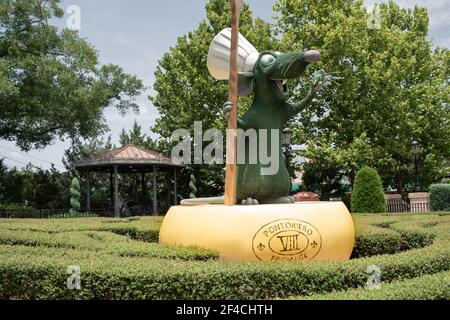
[119, 121, 161, 152]
[0, 239, 447, 300]
[430, 184, 450, 211]
[352, 221, 435, 258]
[0, 229, 217, 261]
[0, 160, 71, 209]
[150, 0, 449, 196]
[150, 0, 278, 198]
[300, 271, 450, 300]
[189, 175, 197, 199]
[276, 0, 450, 192]
[69, 178, 81, 212]
[0, 214, 448, 300]
[63, 136, 114, 175]
[352, 166, 386, 213]
[0, 0, 144, 151]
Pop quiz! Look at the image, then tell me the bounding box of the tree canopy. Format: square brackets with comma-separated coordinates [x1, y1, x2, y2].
[0, 0, 144, 151]
[150, 0, 449, 195]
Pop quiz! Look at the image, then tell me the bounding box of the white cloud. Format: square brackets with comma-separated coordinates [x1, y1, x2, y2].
[8, 152, 24, 160]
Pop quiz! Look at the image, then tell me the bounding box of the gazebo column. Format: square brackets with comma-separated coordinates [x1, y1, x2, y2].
[141, 172, 146, 211]
[109, 171, 113, 208]
[174, 167, 178, 205]
[114, 165, 119, 218]
[86, 170, 91, 212]
[153, 165, 158, 215]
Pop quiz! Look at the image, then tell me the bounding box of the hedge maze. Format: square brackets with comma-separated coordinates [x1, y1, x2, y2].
[0, 213, 448, 300]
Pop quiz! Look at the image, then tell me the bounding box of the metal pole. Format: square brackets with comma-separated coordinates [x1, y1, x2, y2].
[114, 165, 119, 218]
[174, 167, 178, 205]
[86, 170, 91, 213]
[153, 165, 158, 215]
[141, 172, 146, 213]
[415, 155, 420, 192]
[110, 171, 113, 210]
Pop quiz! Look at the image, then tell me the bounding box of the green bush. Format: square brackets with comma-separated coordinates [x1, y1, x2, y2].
[70, 178, 81, 213]
[352, 166, 386, 213]
[430, 184, 450, 211]
[0, 240, 448, 300]
[352, 224, 435, 258]
[300, 271, 450, 300]
[0, 214, 448, 300]
[0, 229, 217, 261]
[0, 217, 162, 241]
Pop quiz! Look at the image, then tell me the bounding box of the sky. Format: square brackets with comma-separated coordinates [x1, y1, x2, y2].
[1, 0, 449, 171]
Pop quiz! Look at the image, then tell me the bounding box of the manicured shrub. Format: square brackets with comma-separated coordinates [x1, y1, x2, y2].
[70, 178, 81, 213]
[301, 271, 450, 300]
[430, 184, 450, 211]
[352, 225, 435, 258]
[351, 166, 386, 213]
[0, 229, 218, 261]
[0, 214, 448, 300]
[0, 240, 448, 300]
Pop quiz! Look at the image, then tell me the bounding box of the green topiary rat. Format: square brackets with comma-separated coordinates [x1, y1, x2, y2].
[236, 50, 324, 205]
[182, 49, 330, 206]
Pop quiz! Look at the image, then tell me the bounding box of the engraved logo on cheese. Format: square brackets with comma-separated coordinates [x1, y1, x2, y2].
[252, 219, 322, 262]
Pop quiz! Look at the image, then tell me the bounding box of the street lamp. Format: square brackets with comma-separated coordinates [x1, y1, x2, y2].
[282, 127, 293, 170]
[411, 140, 420, 192]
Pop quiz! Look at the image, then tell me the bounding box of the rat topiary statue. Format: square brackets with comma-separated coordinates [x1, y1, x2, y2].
[181, 29, 334, 206]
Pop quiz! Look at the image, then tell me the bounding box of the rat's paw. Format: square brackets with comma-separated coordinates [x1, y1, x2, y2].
[304, 50, 321, 64]
[241, 197, 259, 205]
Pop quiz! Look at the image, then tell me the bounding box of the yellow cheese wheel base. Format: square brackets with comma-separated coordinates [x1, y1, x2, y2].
[159, 202, 355, 262]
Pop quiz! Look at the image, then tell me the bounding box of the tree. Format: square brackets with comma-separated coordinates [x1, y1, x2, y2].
[119, 121, 160, 151]
[150, 0, 278, 197]
[0, 0, 144, 151]
[275, 0, 450, 191]
[151, 0, 449, 196]
[63, 136, 114, 175]
[351, 166, 386, 213]
[0, 161, 71, 209]
[70, 177, 81, 213]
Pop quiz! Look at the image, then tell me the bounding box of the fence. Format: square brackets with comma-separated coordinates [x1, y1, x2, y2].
[0, 207, 158, 219]
[0, 209, 104, 219]
[385, 193, 430, 213]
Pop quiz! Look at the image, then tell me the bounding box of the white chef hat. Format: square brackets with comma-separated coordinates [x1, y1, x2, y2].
[207, 28, 260, 81]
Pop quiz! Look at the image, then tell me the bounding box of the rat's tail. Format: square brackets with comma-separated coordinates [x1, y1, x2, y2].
[180, 196, 225, 206]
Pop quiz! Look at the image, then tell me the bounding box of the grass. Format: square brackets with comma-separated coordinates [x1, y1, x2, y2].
[0, 213, 448, 300]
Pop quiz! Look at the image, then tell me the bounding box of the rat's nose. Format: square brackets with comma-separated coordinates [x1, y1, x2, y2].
[304, 50, 321, 64]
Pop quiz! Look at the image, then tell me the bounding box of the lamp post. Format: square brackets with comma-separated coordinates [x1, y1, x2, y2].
[411, 140, 420, 192]
[282, 127, 293, 171]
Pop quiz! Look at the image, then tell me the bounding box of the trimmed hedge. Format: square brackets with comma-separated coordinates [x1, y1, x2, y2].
[430, 184, 450, 211]
[300, 271, 450, 300]
[0, 214, 448, 300]
[351, 218, 436, 258]
[0, 239, 448, 300]
[0, 229, 218, 261]
[351, 167, 386, 213]
[352, 228, 435, 258]
[0, 217, 162, 242]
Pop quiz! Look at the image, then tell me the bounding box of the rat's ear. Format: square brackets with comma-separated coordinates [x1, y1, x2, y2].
[238, 72, 254, 96]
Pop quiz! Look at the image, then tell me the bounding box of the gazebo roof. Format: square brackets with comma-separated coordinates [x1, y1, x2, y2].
[75, 144, 183, 169]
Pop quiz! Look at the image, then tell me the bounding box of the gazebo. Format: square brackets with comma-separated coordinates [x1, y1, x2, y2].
[75, 144, 183, 217]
